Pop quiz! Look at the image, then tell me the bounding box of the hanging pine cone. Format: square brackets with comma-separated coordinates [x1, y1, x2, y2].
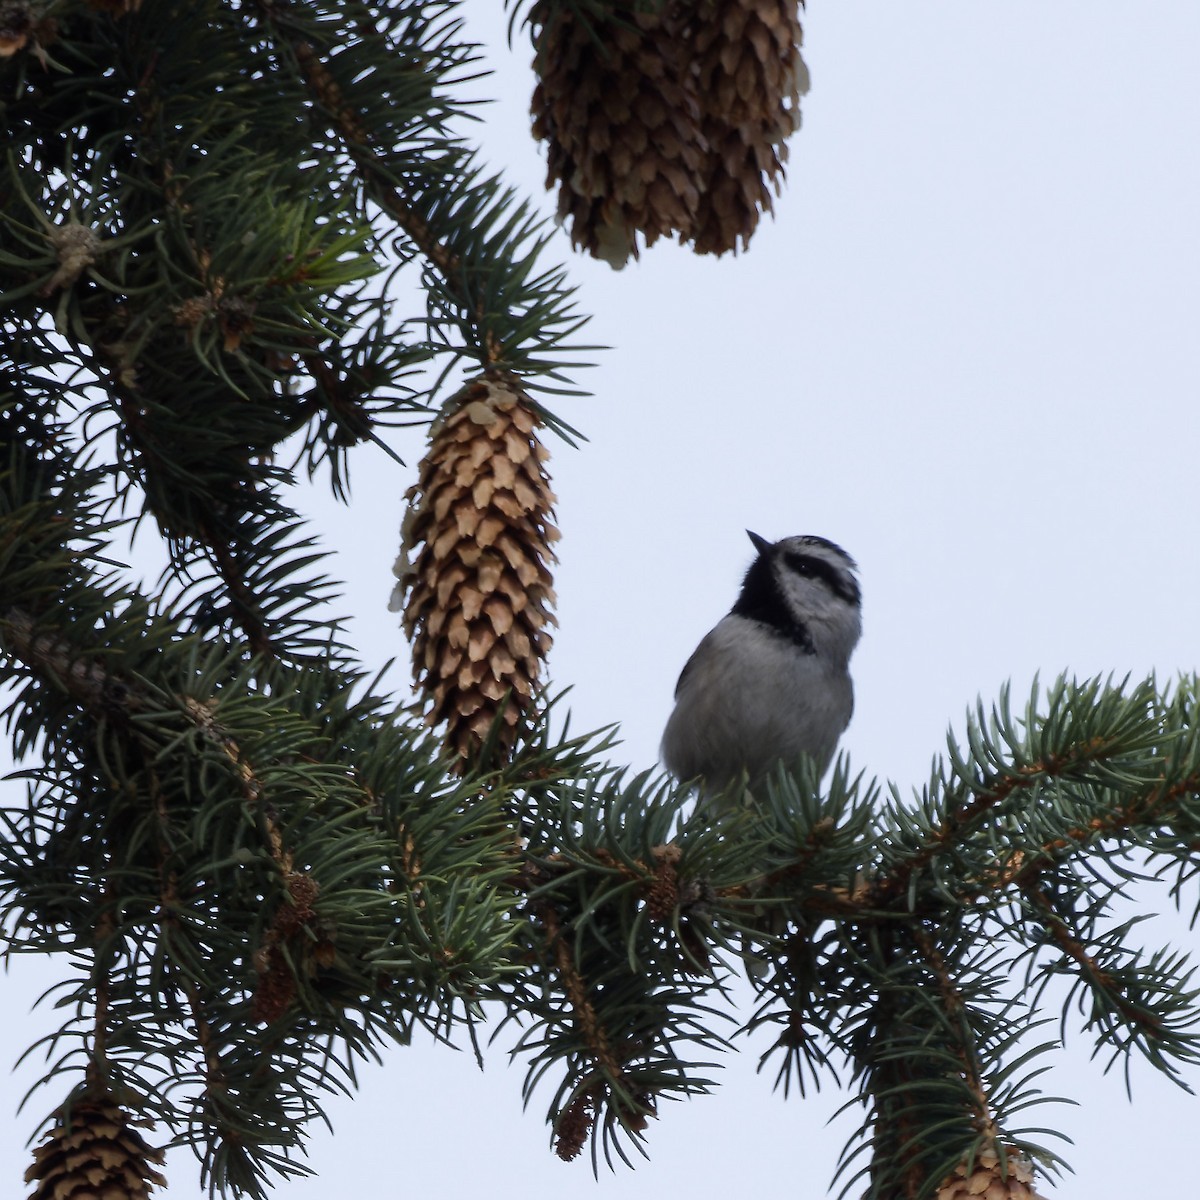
[934, 1147, 1047, 1200]
[529, 0, 707, 267]
[526, 0, 810, 262]
[394, 376, 558, 764]
[690, 0, 809, 255]
[26, 1091, 166, 1200]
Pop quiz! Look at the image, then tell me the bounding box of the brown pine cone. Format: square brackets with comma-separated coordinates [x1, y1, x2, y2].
[690, 0, 810, 255]
[26, 1092, 166, 1200]
[529, 0, 708, 266]
[396, 377, 558, 763]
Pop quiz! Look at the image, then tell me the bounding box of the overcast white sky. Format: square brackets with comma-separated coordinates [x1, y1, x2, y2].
[4, 2, 1200, 1197]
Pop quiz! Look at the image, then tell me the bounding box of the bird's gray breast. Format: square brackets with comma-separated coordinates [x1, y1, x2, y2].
[661, 615, 853, 793]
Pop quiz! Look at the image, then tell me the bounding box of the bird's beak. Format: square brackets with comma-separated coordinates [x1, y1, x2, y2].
[747, 530, 771, 554]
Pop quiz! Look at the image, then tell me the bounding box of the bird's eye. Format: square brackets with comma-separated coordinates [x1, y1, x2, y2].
[784, 552, 812, 576]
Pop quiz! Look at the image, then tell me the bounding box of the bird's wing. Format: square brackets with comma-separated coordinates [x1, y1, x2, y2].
[674, 647, 702, 698]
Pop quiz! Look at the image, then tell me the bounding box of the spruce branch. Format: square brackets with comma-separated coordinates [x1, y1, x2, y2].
[910, 924, 994, 1138]
[192, 525, 276, 660]
[285, 34, 459, 284]
[536, 897, 649, 1159]
[867, 678, 1200, 914]
[0, 607, 131, 716]
[246, 0, 593, 400]
[1021, 876, 1200, 1082]
[502, 763, 732, 1170]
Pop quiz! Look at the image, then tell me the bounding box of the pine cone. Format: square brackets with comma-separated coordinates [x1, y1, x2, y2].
[26, 1092, 166, 1200]
[690, 0, 810, 255]
[529, 0, 707, 267]
[395, 377, 558, 763]
[934, 1147, 1047, 1200]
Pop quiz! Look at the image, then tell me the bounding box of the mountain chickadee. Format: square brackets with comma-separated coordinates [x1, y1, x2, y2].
[661, 531, 861, 805]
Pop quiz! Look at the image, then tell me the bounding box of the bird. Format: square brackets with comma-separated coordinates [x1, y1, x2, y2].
[661, 530, 862, 807]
